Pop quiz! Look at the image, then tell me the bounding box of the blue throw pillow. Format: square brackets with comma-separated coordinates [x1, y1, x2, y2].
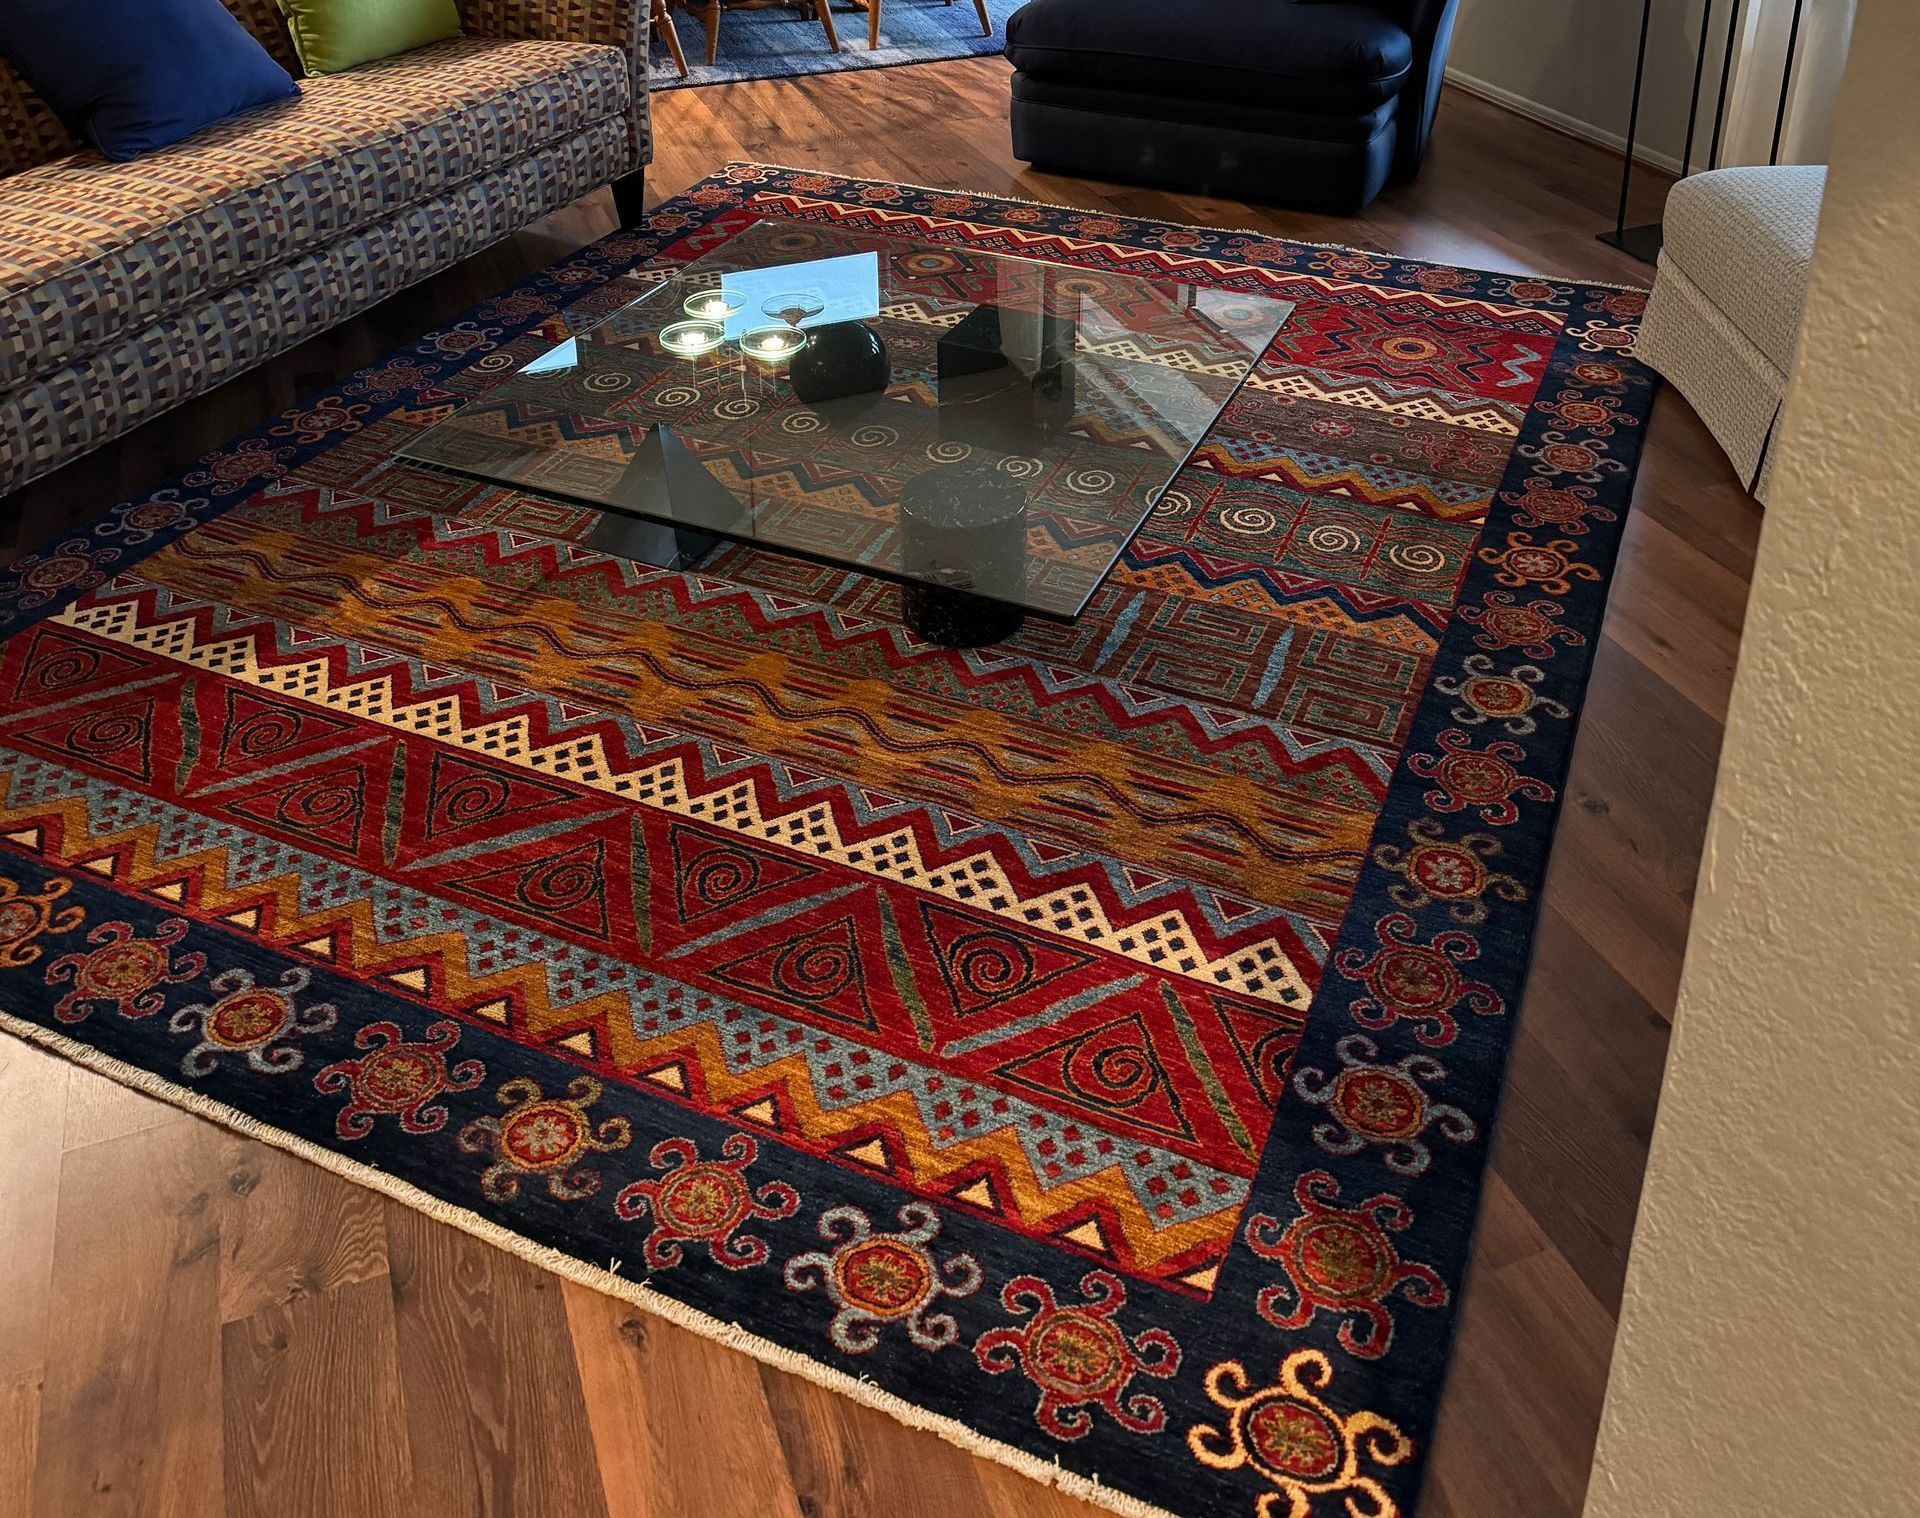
[0, 0, 298, 162]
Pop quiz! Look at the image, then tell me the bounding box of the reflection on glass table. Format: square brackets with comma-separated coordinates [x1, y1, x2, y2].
[397, 218, 1293, 646]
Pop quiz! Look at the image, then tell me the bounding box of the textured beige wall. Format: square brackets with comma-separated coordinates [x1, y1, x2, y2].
[1581, 2, 1920, 1514]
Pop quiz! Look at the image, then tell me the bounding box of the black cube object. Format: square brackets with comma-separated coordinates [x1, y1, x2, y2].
[898, 464, 1029, 647]
[937, 303, 1077, 456]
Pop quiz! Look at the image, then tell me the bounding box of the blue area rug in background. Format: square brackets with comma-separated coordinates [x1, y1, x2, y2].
[649, 0, 1020, 89]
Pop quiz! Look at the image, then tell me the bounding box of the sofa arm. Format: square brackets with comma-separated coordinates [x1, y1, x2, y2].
[458, 0, 652, 168]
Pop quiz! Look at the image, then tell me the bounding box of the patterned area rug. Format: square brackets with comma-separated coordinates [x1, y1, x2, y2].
[0, 166, 1652, 1518]
[650, 0, 1017, 90]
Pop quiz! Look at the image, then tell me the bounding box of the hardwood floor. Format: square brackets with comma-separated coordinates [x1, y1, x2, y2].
[0, 62, 1761, 1518]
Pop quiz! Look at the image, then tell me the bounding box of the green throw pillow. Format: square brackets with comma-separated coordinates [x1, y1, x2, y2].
[276, 0, 462, 76]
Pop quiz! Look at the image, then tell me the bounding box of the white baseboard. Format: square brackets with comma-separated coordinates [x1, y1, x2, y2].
[1445, 68, 1685, 175]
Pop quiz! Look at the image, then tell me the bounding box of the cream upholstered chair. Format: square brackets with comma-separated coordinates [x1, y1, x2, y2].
[1635, 165, 1827, 503]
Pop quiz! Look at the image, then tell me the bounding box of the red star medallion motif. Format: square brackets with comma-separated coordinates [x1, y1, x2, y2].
[45, 918, 204, 1023]
[313, 1019, 485, 1139]
[974, 1269, 1181, 1439]
[1245, 1172, 1447, 1360]
[615, 1132, 799, 1270]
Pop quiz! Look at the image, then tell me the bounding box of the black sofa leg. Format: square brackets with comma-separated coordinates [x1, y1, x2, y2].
[611, 169, 647, 228]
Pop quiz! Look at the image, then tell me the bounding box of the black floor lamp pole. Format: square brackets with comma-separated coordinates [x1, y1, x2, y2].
[1769, 0, 1808, 163]
[1680, 0, 1713, 173]
[1708, 0, 1740, 165]
[1600, 0, 1669, 264]
[1599, 0, 1811, 266]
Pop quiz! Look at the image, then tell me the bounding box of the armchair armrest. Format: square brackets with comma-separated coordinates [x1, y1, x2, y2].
[1360, 0, 1458, 180]
[457, 0, 652, 168]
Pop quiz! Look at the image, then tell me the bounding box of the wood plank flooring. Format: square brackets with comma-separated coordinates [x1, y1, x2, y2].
[0, 60, 1762, 1518]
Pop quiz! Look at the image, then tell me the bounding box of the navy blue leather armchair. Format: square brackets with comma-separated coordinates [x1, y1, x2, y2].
[1005, 0, 1461, 212]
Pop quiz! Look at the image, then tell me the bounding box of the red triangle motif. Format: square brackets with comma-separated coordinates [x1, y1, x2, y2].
[222, 760, 374, 855]
[11, 627, 149, 703]
[418, 749, 579, 844]
[443, 835, 612, 941]
[667, 824, 821, 924]
[1211, 894, 1269, 926]
[993, 1014, 1196, 1142]
[1120, 864, 1169, 894]
[710, 911, 881, 1033]
[211, 688, 356, 774]
[10, 691, 157, 783]
[1207, 993, 1305, 1108]
[917, 902, 1098, 1020]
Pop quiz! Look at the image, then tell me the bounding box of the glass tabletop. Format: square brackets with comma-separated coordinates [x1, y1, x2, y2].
[397, 217, 1293, 620]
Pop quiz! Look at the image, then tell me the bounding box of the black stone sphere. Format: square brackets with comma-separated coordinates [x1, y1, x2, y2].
[789, 320, 890, 404]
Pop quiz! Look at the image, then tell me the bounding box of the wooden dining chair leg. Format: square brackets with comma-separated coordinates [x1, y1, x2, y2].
[703, 0, 720, 63]
[652, 0, 689, 76]
[868, 0, 881, 50]
[814, 0, 840, 51]
[970, 0, 989, 32]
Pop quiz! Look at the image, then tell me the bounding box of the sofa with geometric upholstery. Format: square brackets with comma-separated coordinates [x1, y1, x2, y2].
[0, 0, 651, 496]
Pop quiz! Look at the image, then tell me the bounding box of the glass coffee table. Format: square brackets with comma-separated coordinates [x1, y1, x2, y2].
[399, 217, 1292, 646]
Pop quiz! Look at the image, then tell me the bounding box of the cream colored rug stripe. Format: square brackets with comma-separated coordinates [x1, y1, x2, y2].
[52, 592, 1314, 1009]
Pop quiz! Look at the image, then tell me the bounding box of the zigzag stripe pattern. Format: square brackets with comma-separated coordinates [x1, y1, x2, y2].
[1114, 539, 1449, 651]
[135, 516, 1374, 915]
[0, 755, 1261, 1277]
[878, 289, 1256, 383]
[228, 482, 1400, 798]
[748, 193, 1570, 332]
[1222, 448, 1492, 521]
[54, 582, 1327, 1005]
[1242, 366, 1526, 433]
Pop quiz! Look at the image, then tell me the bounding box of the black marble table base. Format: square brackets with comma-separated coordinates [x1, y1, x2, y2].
[901, 581, 1027, 647]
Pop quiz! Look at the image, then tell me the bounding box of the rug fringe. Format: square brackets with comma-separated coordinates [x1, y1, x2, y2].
[723, 159, 1652, 292]
[0, 1010, 1183, 1518]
